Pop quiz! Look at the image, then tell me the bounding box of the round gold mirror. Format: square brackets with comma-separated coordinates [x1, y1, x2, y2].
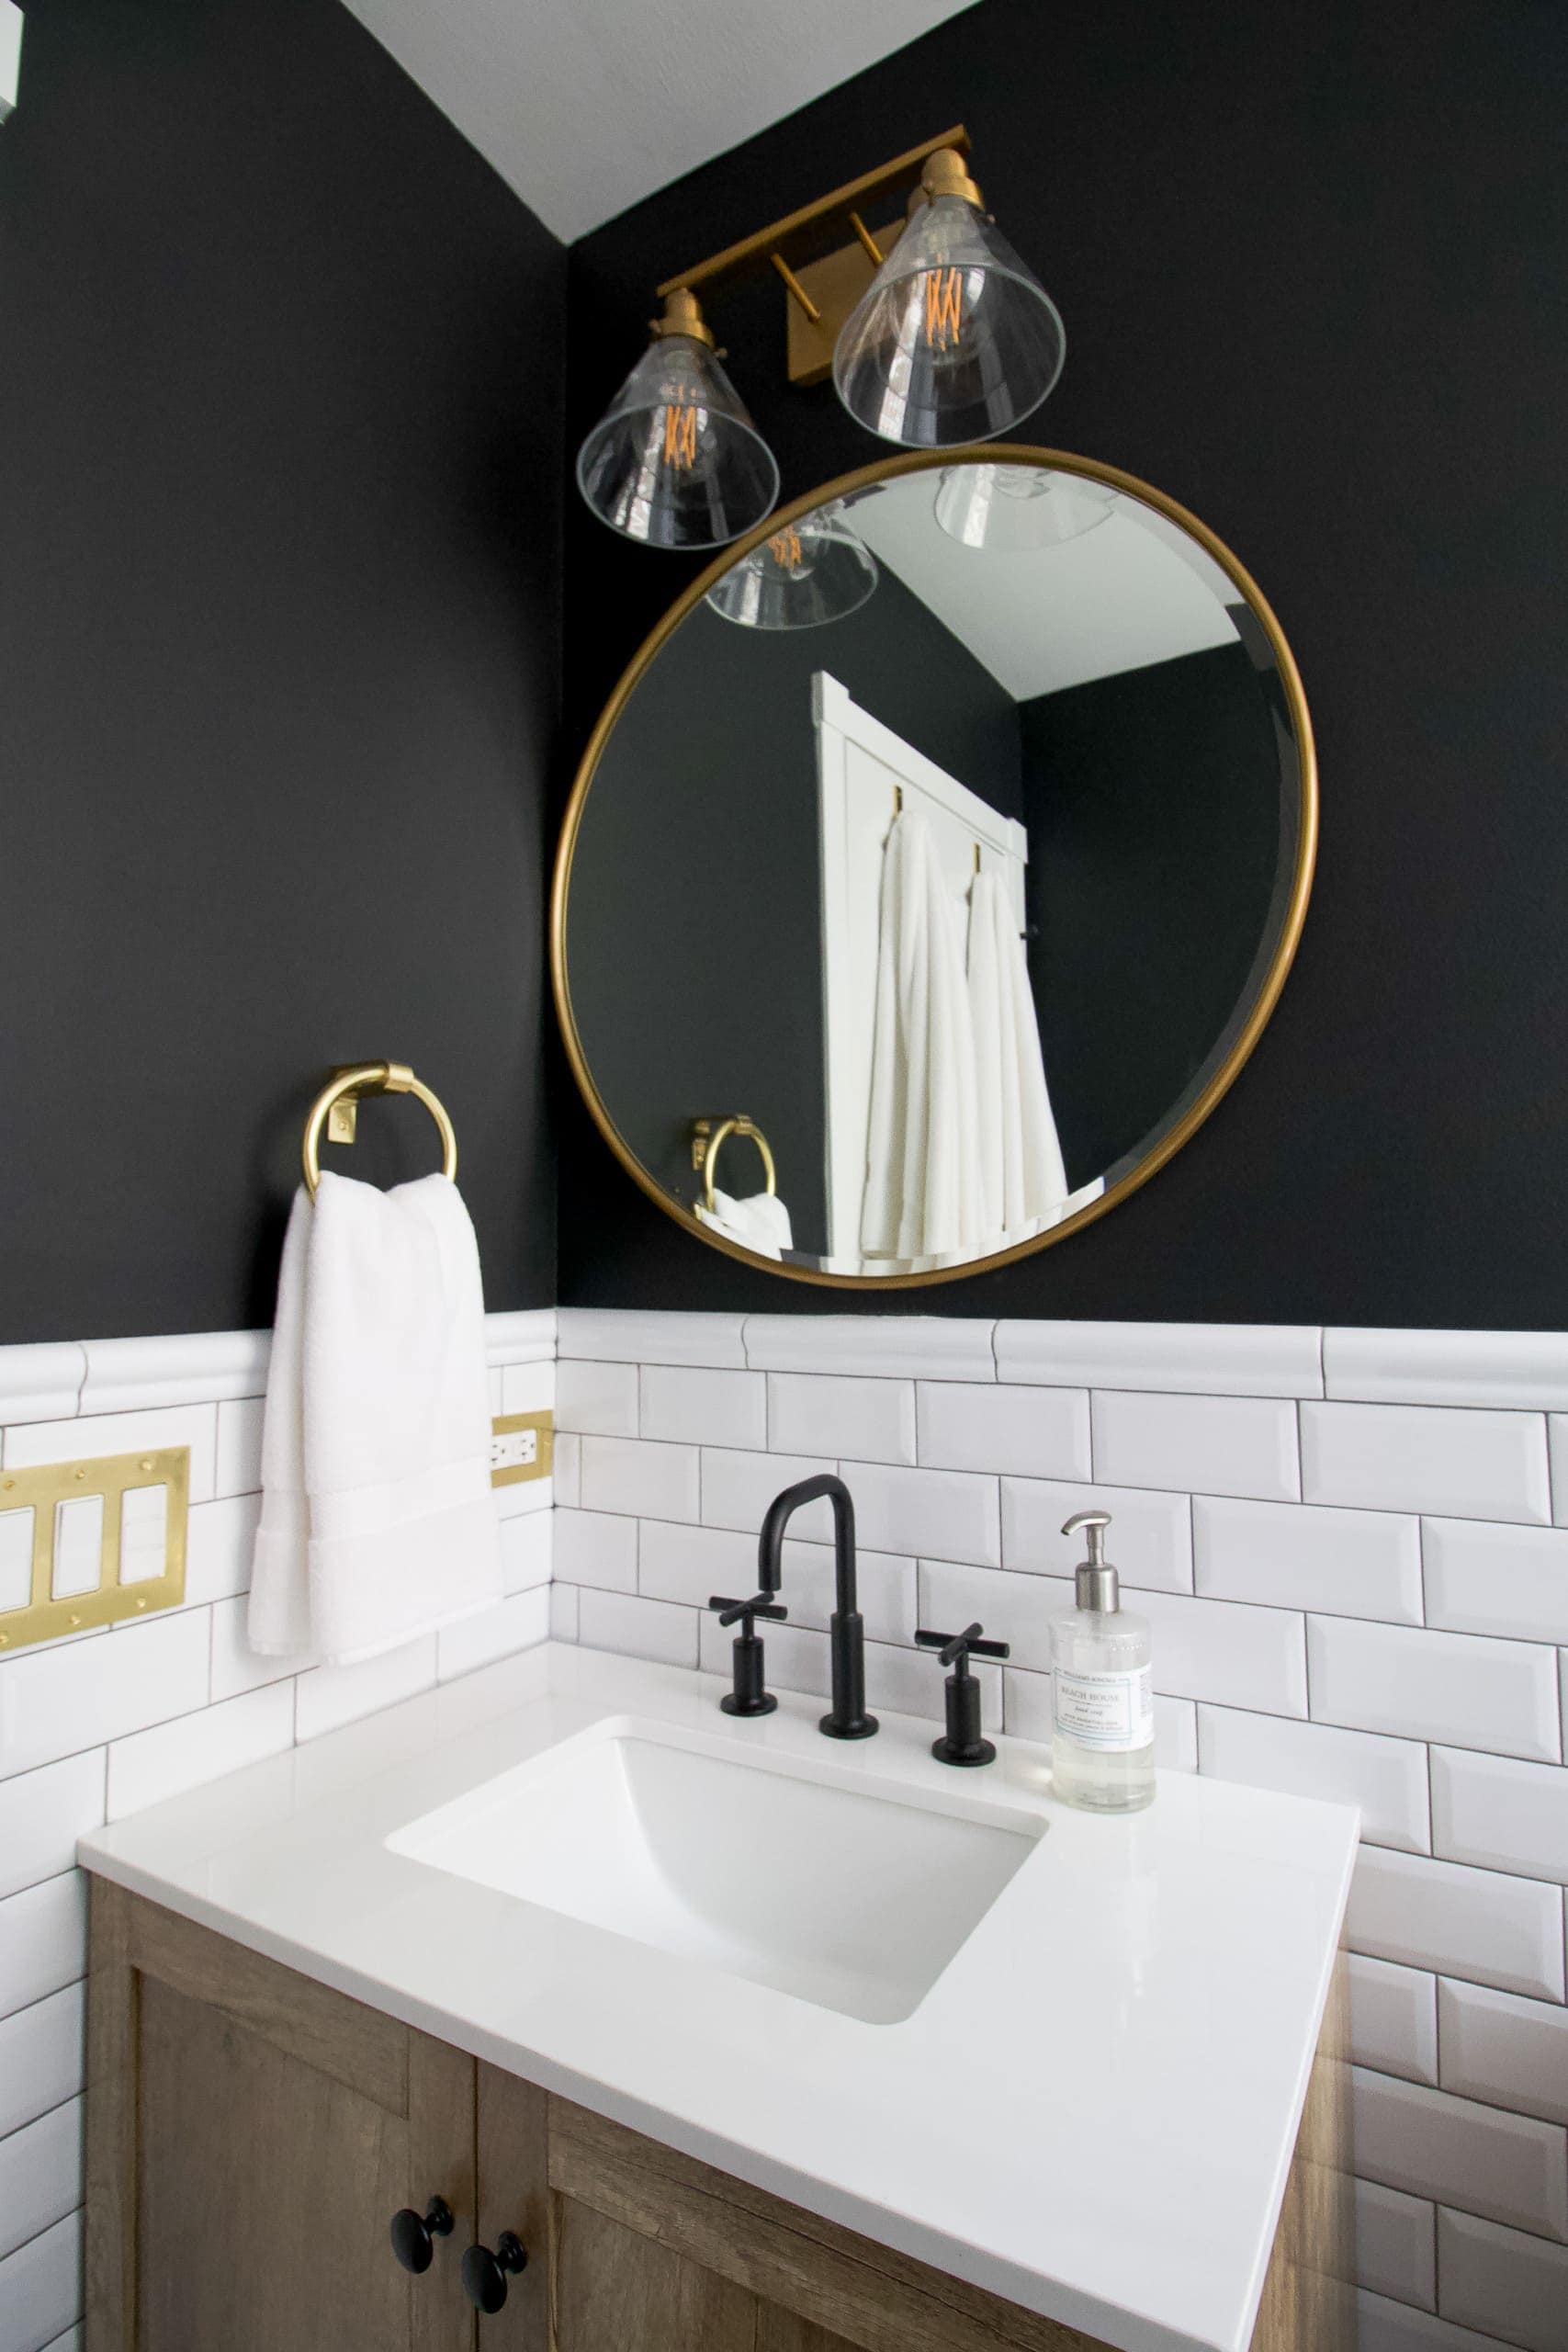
[553, 447, 1315, 1288]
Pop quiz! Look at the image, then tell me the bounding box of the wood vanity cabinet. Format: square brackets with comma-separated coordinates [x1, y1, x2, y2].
[85, 1883, 1355, 2352]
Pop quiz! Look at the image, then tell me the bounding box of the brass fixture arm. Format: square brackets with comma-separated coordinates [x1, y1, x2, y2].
[691, 1115, 776, 1212]
[301, 1062, 457, 1197]
[655, 126, 969, 304]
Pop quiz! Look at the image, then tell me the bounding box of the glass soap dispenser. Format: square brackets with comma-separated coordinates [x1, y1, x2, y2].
[1050, 1510, 1156, 1812]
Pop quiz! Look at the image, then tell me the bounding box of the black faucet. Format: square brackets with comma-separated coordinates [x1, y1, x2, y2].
[757, 1474, 877, 1741]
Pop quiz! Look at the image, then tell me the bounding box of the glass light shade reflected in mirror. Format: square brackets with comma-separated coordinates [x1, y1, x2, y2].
[577, 313, 779, 551]
[833, 157, 1066, 447]
[934, 464, 1114, 552]
[705, 504, 879, 630]
[556, 452, 1314, 1288]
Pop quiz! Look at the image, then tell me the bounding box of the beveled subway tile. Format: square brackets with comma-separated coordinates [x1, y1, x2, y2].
[0, 1873, 88, 2021]
[293, 1634, 436, 1743]
[1301, 1402, 1550, 1524]
[0, 1609, 211, 1781]
[997, 1320, 1323, 1397]
[0, 1752, 105, 1903]
[1307, 1618, 1561, 1760]
[742, 1316, 996, 1383]
[107, 1683, 293, 1820]
[1198, 1707, 1430, 1852]
[552, 1509, 637, 1593]
[1347, 1848, 1564, 2002]
[639, 1519, 915, 1645]
[499, 1510, 550, 1596]
[0, 2211, 82, 2352]
[1439, 1976, 1568, 2126]
[1194, 1495, 1422, 1623]
[641, 1365, 765, 1451]
[0, 2095, 83, 2263]
[436, 1589, 549, 1681]
[1001, 1477, 1191, 1590]
[0, 1982, 85, 2140]
[3, 1400, 219, 1502]
[1348, 1954, 1438, 2085]
[1438, 2208, 1568, 2349]
[918, 1561, 1055, 1671]
[770, 1374, 915, 1466]
[213, 1396, 265, 1500]
[579, 1436, 699, 1522]
[578, 1588, 698, 1670]
[1354, 2179, 1436, 2312]
[1430, 1747, 1568, 1881]
[701, 1447, 834, 1540]
[555, 1358, 638, 1438]
[1092, 1391, 1301, 1502]
[1353, 2287, 1506, 2351]
[1351, 2065, 1568, 2241]
[915, 1382, 1089, 1479]
[548, 1584, 579, 1643]
[844, 1461, 1000, 1566]
[1423, 1518, 1568, 1644]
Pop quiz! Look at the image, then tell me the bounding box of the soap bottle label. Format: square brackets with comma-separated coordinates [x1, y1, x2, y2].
[1054, 1665, 1154, 1751]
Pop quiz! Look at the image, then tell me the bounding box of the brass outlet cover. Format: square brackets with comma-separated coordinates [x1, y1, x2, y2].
[0, 1446, 190, 1652]
[491, 1410, 554, 1490]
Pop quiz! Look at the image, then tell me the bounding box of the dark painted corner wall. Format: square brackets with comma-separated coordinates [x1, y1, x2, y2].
[558, 0, 1568, 1327]
[0, 0, 564, 1342]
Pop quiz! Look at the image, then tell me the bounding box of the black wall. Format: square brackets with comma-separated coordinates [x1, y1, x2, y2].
[1021, 639, 1284, 1191]
[559, 0, 1568, 1327]
[567, 569, 1018, 1253]
[0, 0, 564, 1341]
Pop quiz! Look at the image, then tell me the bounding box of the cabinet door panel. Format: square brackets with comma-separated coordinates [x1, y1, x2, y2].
[137, 1973, 412, 2352]
[554, 2194, 759, 2352]
[758, 2312, 862, 2352]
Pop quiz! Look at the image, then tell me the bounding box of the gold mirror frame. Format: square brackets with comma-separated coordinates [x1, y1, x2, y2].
[552, 445, 1318, 1290]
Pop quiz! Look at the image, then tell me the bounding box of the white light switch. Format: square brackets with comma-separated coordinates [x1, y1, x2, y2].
[52, 1494, 105, 1599]
[0, 6, 22, 123]
[120, 1484, 170, 1583]
[0, 1507, 33, 1611]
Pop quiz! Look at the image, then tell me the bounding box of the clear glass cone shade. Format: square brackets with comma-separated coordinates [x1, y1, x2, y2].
[577, 334, 780, 550]
[832, 195, 1066, 447]
[705, 504, 879, 629]
[933, 464, 1114, 551]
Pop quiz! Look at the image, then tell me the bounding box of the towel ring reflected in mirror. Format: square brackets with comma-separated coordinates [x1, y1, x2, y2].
[693, 1116, 778, 1212]
[301, 1063, 458, 1198]
[552, 446, 1317, 1290]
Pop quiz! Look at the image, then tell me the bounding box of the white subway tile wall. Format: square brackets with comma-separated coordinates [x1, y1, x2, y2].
[8, 1309, 1568, 2350]
[0, 1309, 555, 2348]
[547, 1314, 1568, 2352]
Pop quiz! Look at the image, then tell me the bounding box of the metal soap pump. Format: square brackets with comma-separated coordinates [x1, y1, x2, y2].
[1048, 1510, 1156, 1813]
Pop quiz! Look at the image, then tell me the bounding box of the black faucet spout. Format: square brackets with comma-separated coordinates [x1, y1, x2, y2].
[758, 1474, 878, 1741]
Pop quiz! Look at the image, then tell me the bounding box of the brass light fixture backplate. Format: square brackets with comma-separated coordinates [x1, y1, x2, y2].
[0, 1447, 190, 1652]
[784, 220, 903, 385]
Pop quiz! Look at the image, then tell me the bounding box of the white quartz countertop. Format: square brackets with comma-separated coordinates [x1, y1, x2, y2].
[78, 1642, 1358, 2352]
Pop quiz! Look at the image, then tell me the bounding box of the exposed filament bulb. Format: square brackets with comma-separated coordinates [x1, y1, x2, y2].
[661, 404, 699, 468]
[923, 267, 964, 351]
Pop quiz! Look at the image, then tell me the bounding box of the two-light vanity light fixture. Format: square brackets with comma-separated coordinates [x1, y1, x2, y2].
[575, 128, 1066, 582]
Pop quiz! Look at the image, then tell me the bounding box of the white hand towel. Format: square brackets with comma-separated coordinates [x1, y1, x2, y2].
[246, 1170, 502, 1667]
[860, 810, 984, 1261]
[695, 1186, 795, 1261]
[967, 868, 1069, 1249]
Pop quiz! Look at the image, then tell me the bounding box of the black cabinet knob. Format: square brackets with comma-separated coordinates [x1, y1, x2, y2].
[389, 2195, 454, 2274]
[461, 2230, 528, 2313]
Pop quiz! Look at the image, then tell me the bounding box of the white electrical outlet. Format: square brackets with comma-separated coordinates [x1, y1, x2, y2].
[0, 5, 22, 124]
[490, 1410, 553, 1489]
[491, 1424, 539, 1475]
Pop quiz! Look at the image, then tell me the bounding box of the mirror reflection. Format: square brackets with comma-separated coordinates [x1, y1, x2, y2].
[558, 454, 1311, 1283]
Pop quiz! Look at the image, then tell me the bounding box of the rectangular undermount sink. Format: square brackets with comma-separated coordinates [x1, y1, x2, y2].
[387, 1714, 1044, 2023]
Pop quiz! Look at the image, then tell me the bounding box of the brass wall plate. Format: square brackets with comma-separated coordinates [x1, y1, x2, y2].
[0, 1446, 190, 1653]
[785, 220, 901, 385]
[491, 1410, 554, 1490]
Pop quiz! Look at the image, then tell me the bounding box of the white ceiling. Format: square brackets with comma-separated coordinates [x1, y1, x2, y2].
[339, 0, 975, 243]
[849, 474, 1243, 699]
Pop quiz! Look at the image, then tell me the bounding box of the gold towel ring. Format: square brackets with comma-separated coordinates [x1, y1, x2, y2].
[301, 1062, 457, 1198]
[694, 1115, 776, 1213]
